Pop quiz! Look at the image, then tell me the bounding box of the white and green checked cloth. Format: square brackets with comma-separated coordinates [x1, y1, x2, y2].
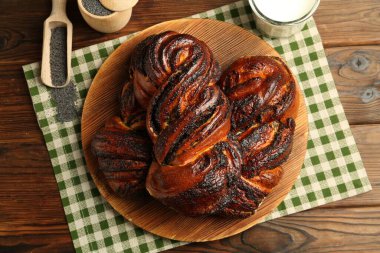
[22, 1, 371, 252]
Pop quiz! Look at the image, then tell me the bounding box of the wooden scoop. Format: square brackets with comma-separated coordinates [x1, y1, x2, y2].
[41, 0, 73, 88]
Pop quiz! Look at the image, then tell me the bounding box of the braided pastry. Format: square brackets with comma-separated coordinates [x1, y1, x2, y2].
[219, 56, 297, 178]
[91, 82, 152, 195]
[217, 56, 297, 216]
[91, 31, 298, 217]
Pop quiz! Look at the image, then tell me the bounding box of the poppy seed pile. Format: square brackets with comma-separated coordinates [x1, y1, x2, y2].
[49, 27, 77, 122]
[51, 82, 78, 122]
[82, 0, 113, 16]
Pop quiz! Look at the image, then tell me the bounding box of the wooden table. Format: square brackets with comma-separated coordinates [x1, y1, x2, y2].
[0, 0, 379, 252]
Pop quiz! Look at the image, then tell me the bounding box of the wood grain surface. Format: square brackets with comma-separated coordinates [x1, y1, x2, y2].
[0, 0, 379, 252]
[325, 46, 380, 125]
[81, 18, 308, 242]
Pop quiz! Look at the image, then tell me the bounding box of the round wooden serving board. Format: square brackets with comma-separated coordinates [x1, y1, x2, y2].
[82, 18, 308, 242]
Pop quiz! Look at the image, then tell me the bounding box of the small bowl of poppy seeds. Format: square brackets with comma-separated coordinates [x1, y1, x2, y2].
[78, 0, 138, 33]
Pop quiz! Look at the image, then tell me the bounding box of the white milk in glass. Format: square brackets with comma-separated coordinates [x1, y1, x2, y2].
[249, 0, 320, 37]
[254, 0, 316, 22]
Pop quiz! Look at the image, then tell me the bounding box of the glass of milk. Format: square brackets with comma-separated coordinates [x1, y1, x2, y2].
[248, 0, 320, 38]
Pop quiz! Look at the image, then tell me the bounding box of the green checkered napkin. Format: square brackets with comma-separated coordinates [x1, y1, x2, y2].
[23, 0, 371, 252]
